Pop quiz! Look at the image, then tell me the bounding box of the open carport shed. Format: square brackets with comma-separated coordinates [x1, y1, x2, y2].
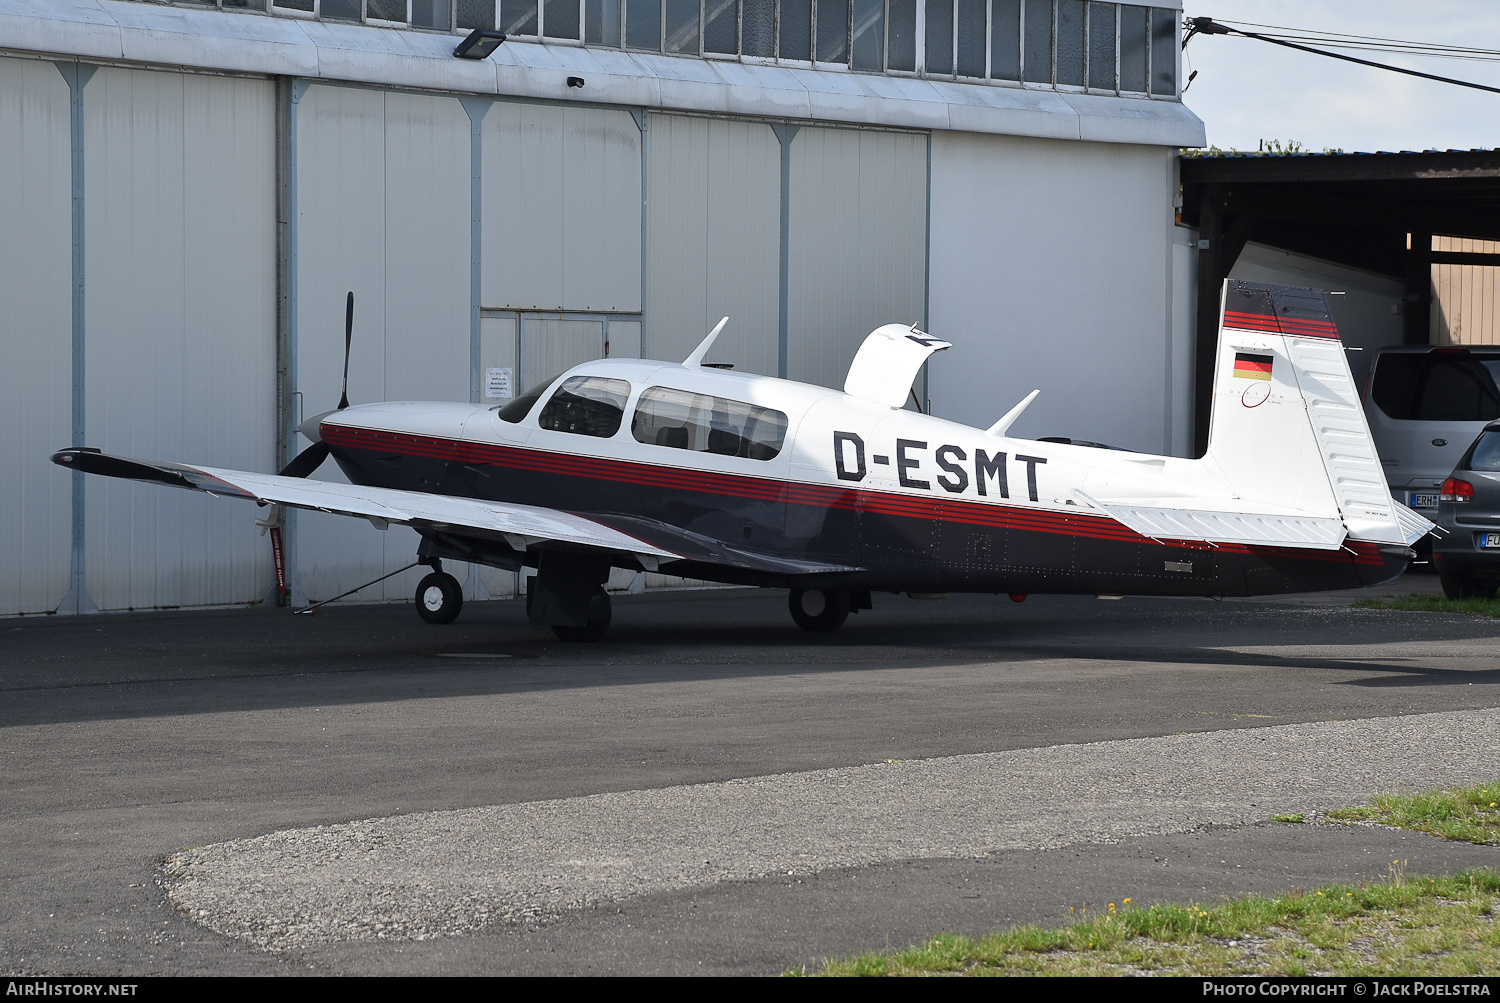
[1180, 149, 1500, 454]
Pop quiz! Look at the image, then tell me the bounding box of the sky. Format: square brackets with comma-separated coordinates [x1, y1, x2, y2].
[1179, 0, 1500, 153]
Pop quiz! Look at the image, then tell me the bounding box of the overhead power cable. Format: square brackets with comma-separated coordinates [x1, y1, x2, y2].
[1184, 17, 1500, 97]
[1215, 19, 1500, 63]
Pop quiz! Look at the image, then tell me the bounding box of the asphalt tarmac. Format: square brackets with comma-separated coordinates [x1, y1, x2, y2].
[3, 578, 1499, 976]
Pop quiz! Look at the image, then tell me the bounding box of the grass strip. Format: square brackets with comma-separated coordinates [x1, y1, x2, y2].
[1352, 593, 1500, 617]
[797, 869, 1500, 976]
[1327, 779, 1500, 845]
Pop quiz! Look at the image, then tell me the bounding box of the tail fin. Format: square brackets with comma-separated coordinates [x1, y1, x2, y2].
[1203, 280, 1428, 547]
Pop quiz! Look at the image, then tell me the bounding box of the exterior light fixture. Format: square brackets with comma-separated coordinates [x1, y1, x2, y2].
[454, 29, 507, 59]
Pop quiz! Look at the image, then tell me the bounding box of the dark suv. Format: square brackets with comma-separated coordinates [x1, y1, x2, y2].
[1432, 420, 1500, 599]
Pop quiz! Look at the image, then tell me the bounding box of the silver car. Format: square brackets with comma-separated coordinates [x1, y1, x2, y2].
[1431, 420, 1500, 599]
[1364, 347, 1500, 552]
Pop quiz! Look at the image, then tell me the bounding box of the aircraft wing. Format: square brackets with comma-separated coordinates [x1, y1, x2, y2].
[51, 449, 864, 577]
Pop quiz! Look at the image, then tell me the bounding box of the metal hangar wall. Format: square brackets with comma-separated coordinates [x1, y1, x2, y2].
[0, 0, 1203, 615]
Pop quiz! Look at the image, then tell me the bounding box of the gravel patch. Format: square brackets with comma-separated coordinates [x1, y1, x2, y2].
[162, 708, 1500, 951]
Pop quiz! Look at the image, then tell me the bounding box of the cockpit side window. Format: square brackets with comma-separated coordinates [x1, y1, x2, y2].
[631, 386, 788, 460]
[537, 375, 631, 438]
[495, 377, 557, 424]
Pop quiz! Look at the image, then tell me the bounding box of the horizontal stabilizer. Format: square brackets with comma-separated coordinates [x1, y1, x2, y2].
[1073, 491, 1347, 550]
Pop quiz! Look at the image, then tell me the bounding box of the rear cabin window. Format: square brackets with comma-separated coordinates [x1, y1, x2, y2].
[631, 386, 788, 460]
[1371, 353, 1500, 422]
[537, 376, 630, 437]
[1468, 431, 1500, 472]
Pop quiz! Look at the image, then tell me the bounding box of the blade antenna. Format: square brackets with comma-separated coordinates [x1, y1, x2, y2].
[683, 316, 730, 367]
[338, 291, 354, 410]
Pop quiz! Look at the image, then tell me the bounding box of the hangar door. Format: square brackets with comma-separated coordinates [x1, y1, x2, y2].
[479, 312, 643, 400]
[645, 114, 781, 375]
[83, 67, 276, 612]
[788, 128, 928, 394]
[0, 57, 72, 616]
[293, 84, 472, 604]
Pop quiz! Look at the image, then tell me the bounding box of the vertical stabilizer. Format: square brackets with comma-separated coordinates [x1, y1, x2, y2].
[1205, 281, 1422, 547]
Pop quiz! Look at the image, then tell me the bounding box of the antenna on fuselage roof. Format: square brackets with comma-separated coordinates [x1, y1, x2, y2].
[683, 316, 730, 367]
[986, 388, 1040, 437]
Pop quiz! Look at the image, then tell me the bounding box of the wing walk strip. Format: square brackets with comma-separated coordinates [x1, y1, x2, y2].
[322, 427, 1385, 565]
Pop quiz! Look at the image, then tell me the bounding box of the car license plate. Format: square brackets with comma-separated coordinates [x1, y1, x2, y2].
[1483, 533, 1500, 549]
[1409, 492, 1438, 509]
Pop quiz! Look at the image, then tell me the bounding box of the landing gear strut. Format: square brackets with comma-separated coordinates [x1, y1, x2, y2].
[528, 553, 614, 642]
[550, 586, 612, 642]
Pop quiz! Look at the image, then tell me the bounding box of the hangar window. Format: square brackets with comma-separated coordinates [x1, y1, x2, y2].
[850, 0, 885, 70]
[501, 0, 539, 34]
[538, 376, 632, 437]
[1086, 1, 1115, 89]
[632, 387, 789, 460]
[1118, 2, 1147, 90]
[1149, 5, 1176, 95]
[458, 0, 498, 29]
[990, 0, 1020, 79]
[194, 0, 1181, 96]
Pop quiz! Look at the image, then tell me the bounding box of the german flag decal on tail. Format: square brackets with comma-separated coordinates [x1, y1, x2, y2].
[1233, 352, 1274, 381]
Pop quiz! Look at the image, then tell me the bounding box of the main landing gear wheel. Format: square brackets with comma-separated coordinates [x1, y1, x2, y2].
[788, 589, 849, 632]
[551, 586, 611, 642]
[415, 571, 463, 624]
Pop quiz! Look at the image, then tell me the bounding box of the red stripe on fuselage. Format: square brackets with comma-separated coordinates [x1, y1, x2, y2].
[320, 424, 1383, 565]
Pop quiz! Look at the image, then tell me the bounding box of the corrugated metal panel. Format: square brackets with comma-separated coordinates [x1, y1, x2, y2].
[294, 84, 474, 603]
[786, 127, 927, 392]
[0, 57, 72, 615]
[607, 318, 641, 359]
[383, 92, 471, 402]
[520, 318, 605, 387]
[293, 83, 392, 604]
[1432, 236, 1498, 347]
[644, 114, 780, 373]
[83, 67, 275, 610]
[926, 133, 1171, 452]
[481, 104, 641, 312]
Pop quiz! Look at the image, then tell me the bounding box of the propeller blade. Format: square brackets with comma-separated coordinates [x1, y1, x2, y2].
[278, 441, 330, 479]
[337, 290, 353, 410]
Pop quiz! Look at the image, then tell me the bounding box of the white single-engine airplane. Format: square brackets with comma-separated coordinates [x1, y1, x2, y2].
[55, 280, 1432, 641]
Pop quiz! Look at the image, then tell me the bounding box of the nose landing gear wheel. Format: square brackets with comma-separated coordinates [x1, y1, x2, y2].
[415, 571, 463, 624]
[788, 588, 849, 632]
[551, 586, 612, 642]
